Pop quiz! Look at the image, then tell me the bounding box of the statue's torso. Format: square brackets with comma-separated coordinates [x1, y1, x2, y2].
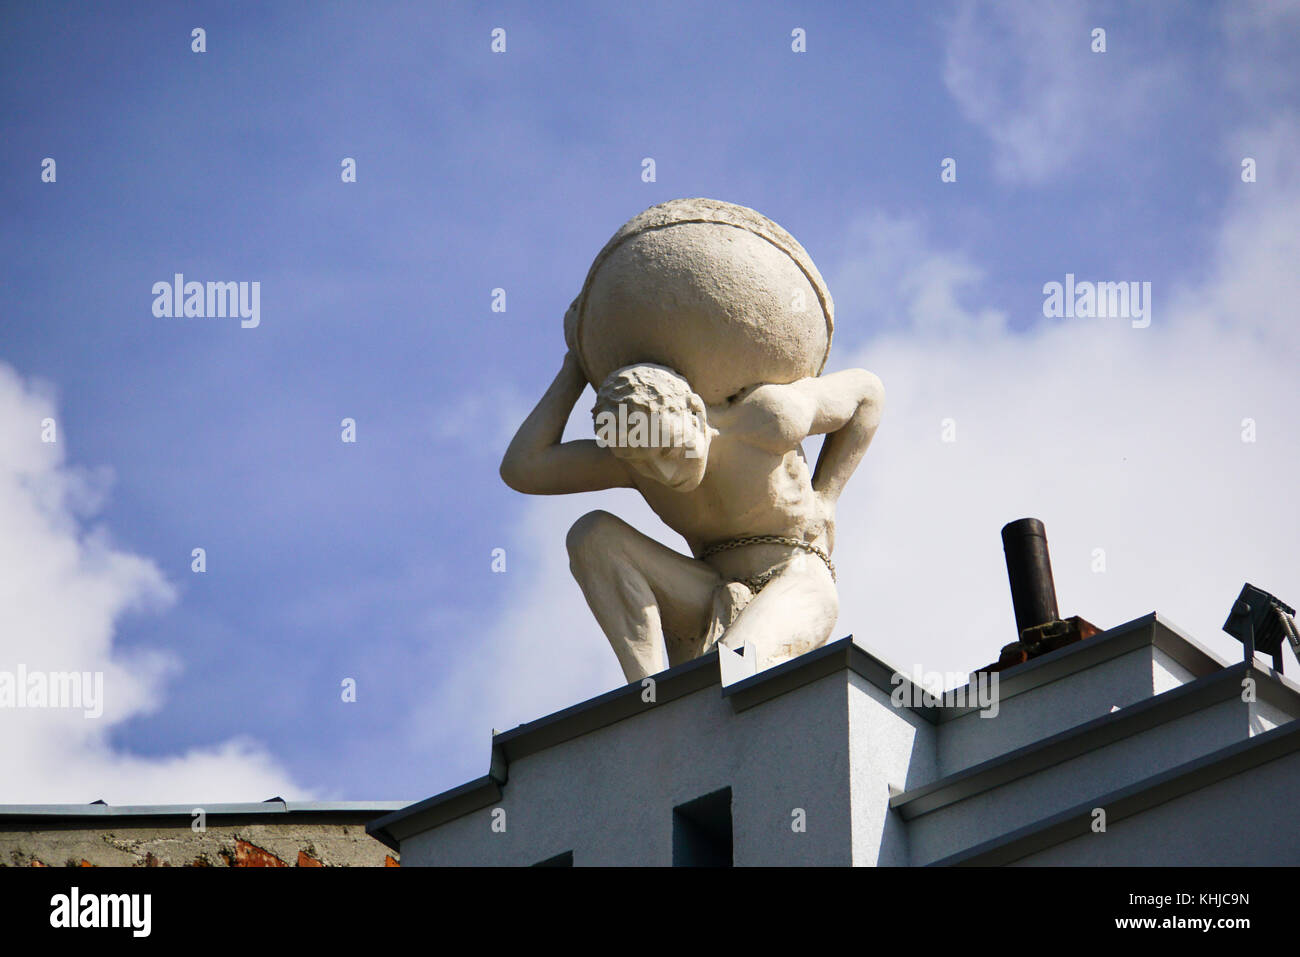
[630, 438, 832, 555]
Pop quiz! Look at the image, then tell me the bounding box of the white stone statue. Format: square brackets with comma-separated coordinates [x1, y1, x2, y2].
[501, 199, 884, 682]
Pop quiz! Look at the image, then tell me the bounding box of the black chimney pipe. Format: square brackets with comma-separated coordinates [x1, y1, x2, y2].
[1001, 518, 1060, 635]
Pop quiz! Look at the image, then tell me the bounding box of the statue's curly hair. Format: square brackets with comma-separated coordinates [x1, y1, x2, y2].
[592, 363, 704, 426]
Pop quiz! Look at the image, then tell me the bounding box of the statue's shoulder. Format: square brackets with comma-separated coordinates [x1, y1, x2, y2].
[713, 382, 812, 453]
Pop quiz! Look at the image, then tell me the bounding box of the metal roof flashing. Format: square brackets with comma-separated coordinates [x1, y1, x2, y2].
[368, 612, 1241, 848]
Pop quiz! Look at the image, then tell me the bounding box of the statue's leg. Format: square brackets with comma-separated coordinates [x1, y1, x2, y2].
[719, 557, 839, 671]
[566, 509, 722, 682]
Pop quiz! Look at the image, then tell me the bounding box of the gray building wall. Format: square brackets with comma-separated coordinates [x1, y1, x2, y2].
[380, 614, 1300, 866]
[937, 645, 1195, 776]
[1011, 750, 1300, 866]
[404, 670, 854, 866]
[909, 697, 1266, 865]
[848, 672, 934, 866]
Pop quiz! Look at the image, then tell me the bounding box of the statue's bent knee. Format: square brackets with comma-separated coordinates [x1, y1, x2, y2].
[566, 510, 620, 568]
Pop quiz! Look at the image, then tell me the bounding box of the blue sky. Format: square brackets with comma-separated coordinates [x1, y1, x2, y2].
[2, 1, 1298, 804]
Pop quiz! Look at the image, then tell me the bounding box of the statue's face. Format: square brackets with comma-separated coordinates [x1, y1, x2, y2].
[614, 432, 710, 490]
[605, 405, 712, 491]
[592, 365, 715, 491]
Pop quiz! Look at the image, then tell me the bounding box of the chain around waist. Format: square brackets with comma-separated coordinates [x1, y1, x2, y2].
[700, 535, 836, 583]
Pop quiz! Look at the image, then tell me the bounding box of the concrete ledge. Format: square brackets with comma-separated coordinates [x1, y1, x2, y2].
[367, 612, 1245, 860]
[722, 635, 936, 720]
[939, 613, 1224, 722]
[368, 635, 935, 850]
[930, 719, 1300, 866]
[892, 662, 1271, 820]
[492, 651, 721, 764]
[367, 777, 501, 851]
[493, 635, 940, 761]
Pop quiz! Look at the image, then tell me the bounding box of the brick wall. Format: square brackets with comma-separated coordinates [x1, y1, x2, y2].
[2, 819, 399, 867]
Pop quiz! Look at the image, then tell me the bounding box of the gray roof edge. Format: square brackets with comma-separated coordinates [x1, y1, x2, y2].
[493, 649, 721, 763]
[366, 776, 501, 850]
[372, 636, 893, 847]
[846, 639, 943, 724]
[1150, 613, 1231, 674]
[493, 633, 932, 760]
[721, 635, 868, 705]
[1245, 656, 1300, 699]
[723, 635, 943, 722]
[936, 612, 1229, 721]
[848, 613, 1220, 724]
[1254, 665, 1300, 713]
[892, 661, 1255, 819]
[964, 613, 1158, 708]
[458, 614, 1225, 774]
[930, 718, 1300, 866]
[359, 612, 1247, 849]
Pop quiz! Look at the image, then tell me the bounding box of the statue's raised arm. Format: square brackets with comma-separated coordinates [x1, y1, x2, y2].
[722, 369, 885, 505]
[499, 350, 632, 496]
[500, 198, 884, 682]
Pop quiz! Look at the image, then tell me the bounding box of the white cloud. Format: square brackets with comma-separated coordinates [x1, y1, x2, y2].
[828, 131, 1300, 684]
[0, 365, 309, 804]
[828, 213, 1008, 339]
[942, 0, 1173, 183]
[1187, 116, 1300, 353]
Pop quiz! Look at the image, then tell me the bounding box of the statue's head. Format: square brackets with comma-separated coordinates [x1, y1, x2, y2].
[592, 363, 716, 491]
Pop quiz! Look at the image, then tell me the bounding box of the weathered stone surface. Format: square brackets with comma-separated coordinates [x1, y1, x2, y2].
[1, 821, 397, 867]
[571, 198, 833, 405]
[503, 198, 884, 682]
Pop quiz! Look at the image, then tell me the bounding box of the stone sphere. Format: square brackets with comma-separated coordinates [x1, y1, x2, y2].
[570, 198, 834, 405]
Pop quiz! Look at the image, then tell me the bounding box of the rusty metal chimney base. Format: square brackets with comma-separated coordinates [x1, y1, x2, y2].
[981, 615, 1101, 674]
